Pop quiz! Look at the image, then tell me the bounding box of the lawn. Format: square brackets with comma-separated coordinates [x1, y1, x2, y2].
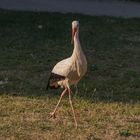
[0, 10, 140, 140]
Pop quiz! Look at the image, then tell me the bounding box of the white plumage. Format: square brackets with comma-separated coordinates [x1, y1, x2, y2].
[47, 21, 87, 128]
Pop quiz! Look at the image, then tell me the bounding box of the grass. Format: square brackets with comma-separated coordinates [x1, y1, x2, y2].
[0, 10, 140, 139]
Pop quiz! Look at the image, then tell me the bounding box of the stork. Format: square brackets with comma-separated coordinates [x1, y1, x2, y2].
[46, 21, 87, 128]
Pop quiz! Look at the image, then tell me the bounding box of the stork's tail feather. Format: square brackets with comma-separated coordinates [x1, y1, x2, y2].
[46, 72, 51, 90]
[46, 72, 65, 90]
[46, 80, 50, 90]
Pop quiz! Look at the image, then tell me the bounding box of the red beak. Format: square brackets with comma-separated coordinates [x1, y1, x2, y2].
[71, 27, 77, 47]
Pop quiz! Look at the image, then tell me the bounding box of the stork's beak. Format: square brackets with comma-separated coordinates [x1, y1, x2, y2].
[71, 27, 77, 47]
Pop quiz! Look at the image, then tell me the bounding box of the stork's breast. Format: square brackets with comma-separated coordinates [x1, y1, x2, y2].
[67, 61, 85, 82]
[76, 58, 87, 77]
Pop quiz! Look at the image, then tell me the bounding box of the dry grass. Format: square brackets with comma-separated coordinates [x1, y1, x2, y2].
[0, 96, 139, 140]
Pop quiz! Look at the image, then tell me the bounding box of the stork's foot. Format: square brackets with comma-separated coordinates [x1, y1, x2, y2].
[49, 112, 56, 119]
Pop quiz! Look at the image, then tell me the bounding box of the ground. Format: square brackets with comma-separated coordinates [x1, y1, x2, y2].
[0, 10, 140, 140]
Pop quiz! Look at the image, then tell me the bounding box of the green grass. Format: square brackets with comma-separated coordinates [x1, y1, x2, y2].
[0, 10, 140, 140]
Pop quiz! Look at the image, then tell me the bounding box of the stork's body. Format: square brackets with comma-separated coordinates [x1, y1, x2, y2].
[47, 21, 87, 128]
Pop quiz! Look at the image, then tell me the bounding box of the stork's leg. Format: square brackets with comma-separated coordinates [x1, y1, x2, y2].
[68, 88, 78, 128]
[49, 88, 67, 118]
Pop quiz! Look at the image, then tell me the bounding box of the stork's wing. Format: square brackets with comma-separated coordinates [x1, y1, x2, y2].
[52, 57, 73, 76]
[46, 57, 74, 90]
[46, 72, 65, 90]
[46, 58, 70, 89]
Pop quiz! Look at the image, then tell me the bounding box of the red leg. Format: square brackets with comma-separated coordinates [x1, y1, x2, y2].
[68, 88, 78, 128]
[49, 88, 67, 118]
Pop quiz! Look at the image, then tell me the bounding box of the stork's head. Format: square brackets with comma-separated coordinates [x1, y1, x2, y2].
[71, 20, 79, 47]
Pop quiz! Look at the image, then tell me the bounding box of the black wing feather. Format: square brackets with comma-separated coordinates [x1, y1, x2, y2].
[46, 72, 65, 90]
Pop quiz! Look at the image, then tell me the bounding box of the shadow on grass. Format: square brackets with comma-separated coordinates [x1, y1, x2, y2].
[0, 73, 139, 104]
[0, 10, 140, 104]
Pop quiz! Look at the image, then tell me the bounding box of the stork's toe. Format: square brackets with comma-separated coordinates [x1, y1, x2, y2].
[48, 112, 56, 119]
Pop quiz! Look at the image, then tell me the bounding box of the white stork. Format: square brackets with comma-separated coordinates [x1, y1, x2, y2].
[46, 21, 87, 128]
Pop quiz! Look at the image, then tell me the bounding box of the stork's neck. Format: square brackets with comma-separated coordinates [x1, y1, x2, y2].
[71, 30, 83, 59]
